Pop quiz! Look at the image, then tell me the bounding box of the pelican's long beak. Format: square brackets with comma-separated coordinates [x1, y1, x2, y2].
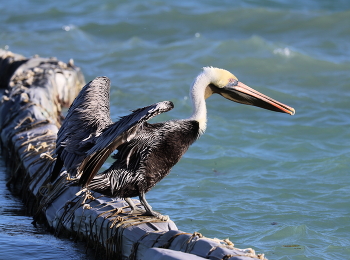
[218, 81, 295, 115]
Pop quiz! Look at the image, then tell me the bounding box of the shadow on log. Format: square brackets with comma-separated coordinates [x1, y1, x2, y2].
[0, 49, 266, 260]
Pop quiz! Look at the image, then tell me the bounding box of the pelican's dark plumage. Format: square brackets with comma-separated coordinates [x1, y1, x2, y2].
[51, 67, 295, 218]
[51, 76, 113, 182]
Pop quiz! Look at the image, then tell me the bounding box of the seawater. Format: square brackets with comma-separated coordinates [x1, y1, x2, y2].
[1, 1, 349, 259]
[0, 159, 94, 260]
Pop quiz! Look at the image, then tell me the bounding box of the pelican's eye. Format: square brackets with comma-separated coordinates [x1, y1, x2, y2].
[228, 78, 238, 87]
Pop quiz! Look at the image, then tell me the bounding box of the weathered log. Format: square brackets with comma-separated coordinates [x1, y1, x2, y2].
[0, 49, 267, 260]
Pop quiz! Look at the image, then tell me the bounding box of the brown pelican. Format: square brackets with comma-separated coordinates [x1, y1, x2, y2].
[51, 67, 295, 218]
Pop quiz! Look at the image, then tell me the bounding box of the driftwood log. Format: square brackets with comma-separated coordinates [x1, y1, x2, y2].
[0, 49, 266, 260]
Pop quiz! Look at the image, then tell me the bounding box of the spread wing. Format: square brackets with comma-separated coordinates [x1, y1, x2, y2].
[77, 100, 174, 187]
[51, 76, 113, 181]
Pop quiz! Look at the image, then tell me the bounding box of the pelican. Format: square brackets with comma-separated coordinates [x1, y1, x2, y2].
[51, 67, 295, 218]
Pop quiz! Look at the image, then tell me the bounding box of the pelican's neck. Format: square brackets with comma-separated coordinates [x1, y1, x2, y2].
[189, 72, 211, 135]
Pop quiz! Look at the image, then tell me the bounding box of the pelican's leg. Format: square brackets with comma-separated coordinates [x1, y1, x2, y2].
[124, 197, 137, 211]
[124, 197, 145, 215]
[138, 192, 153, 214]
[139, 192, 169, 221]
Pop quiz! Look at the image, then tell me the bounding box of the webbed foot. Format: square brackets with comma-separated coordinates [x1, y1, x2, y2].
[141, 210, 169, 221]
[124, 197, 169, 221]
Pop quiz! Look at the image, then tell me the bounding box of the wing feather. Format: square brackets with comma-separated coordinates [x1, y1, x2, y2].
[78, 100, 174, 187]
[52, 76, 113, 180]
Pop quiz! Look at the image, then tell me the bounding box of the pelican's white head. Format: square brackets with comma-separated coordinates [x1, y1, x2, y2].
[189, 66, 295, 134]
[202, 66, 238, 89]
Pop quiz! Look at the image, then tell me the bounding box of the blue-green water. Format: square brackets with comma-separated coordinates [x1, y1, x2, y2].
[1, 1, 349, 259]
